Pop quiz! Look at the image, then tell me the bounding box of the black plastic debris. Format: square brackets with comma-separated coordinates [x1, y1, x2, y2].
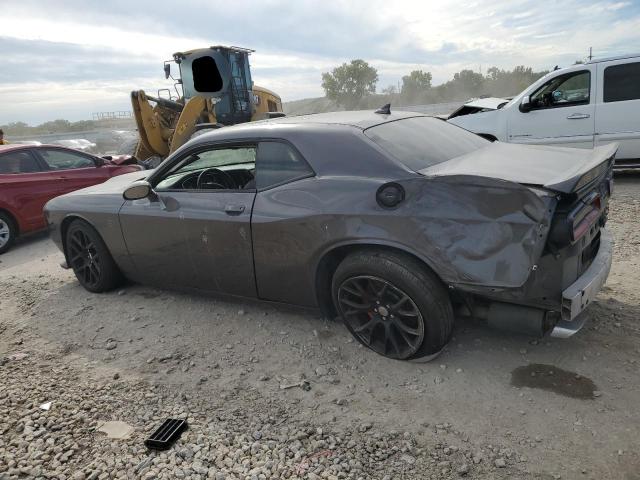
[145, 418, 188, 450]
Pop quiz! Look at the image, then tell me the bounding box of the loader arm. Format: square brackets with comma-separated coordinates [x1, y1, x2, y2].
[169, 96, 217, 154]
[130, 90, 175, 158]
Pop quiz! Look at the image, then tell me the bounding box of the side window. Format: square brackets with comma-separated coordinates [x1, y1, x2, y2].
[255, 142, 313, 190]
[530, 71, 591, 109]
[155, 145, 257, 190]
[39, 149, 95, 170]
[0, 150, 42, 174]
[267, 99, 279, 112]
[604, 62, 640, 103]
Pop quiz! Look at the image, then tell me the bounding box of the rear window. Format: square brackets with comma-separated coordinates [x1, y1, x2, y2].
[364, 117, 488, 171]
[604, 62, 640, 103]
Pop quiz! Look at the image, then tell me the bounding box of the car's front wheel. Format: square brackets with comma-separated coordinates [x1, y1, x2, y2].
[0, 212, 16, 254]
[332, 250, 453, 360]
[66, 220, 123, 292]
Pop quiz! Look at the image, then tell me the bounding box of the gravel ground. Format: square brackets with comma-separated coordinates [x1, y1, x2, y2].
[0, 173, 639, 479]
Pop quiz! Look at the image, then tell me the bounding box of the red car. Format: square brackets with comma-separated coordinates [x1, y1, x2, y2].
[0, 144, 142, 253]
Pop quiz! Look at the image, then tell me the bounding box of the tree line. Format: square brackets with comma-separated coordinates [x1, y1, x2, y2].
[322, 60, 549, 109]
[0, 119, 106, 137]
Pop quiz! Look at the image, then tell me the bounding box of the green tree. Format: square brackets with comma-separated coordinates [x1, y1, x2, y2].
[381, 85, 397, 95]
[321, 59, 378, 109]
[401, 70, 432, 103]
[450, 69, 485, 96]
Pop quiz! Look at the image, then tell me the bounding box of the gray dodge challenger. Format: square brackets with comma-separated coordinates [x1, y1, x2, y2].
[44, 110, 615, 360]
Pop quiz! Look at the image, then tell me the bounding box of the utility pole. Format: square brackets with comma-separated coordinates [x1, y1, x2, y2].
[589, 47, 593, 61]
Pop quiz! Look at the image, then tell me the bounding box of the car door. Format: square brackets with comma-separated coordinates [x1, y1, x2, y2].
[35, 147, 109, 193]
[119, 143, 257, 296]
[250, 141, 317, 306]
[0, 148, 52, 230]
[508, 68, 595, 148]
[594, 59, 640, 163]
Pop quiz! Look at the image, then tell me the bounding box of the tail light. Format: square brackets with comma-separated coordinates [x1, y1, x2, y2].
[569, 192, 601, 242]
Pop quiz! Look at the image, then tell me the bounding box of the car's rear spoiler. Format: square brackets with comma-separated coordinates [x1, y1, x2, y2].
[544, 143, 617, 194]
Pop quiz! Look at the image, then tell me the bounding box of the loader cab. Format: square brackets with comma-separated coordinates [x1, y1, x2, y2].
[173, 46, 255, 125]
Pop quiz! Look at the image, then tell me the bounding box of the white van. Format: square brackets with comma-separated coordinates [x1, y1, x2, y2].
[447, 53, 640, 168]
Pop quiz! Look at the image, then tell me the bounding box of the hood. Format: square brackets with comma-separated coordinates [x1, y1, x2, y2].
[448, 97, 509, 119]
[65, 170, 151, 196]
[421, 142, 617, 193]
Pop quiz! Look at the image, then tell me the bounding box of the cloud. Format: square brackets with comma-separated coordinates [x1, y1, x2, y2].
[1, 0, 639, 124]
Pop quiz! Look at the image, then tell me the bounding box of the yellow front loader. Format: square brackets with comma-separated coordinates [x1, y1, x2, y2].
[127, 46, 284, 167]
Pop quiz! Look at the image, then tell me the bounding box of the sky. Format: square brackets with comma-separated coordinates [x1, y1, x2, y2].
[1, 0, 639, 125]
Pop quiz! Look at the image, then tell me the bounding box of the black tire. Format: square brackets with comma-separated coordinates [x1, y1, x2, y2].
[332, 250, 453, 360]
[0, 212, 17, 255]
[65, 220, 123, 293]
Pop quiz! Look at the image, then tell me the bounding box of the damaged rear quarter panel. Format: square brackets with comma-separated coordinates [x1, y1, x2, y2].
[252, 173, 554, 309]
[396, 175, 553, 288]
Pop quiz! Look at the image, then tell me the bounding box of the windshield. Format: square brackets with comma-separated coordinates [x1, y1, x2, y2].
[364, 116, 488, 171]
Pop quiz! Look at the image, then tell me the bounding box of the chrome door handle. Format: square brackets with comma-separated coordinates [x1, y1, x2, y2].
[225, 204, 245, 215]
[567, 113, 590, 119]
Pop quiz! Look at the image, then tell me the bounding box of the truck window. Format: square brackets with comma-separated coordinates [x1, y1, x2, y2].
[529, 70, 590, 109]
[604, 62, 640, 103]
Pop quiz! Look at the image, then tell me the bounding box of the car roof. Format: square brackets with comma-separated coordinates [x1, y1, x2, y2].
[260, 109, 425, 129]
[0, 144, 32, 153]
[586, 52, 640, 64]
[185, 109, 432, 149]
[0, 144, 88, 152]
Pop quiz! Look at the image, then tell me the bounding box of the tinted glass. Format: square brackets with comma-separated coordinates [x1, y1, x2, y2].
[155, 146, 256, 190]
[39, 149, 95, 170]
[530, 70, 590, 108]
[364, 117, 488, 171]
[604, 62, 640, 103]
[0, 150, 41, 174]
[256, 142, 313, 189]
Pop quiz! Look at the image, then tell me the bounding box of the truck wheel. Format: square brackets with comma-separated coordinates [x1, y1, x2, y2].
[65, 220, 123, 293]
[332, 250, 453, 360]
[0, 212, 16, 255]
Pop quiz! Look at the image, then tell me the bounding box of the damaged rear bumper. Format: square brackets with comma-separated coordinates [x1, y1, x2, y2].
[551, 228, 613, 338]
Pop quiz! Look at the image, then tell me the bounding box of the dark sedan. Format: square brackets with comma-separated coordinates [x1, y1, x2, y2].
[44, 110, 614, 360]
[0, 144, 142, 254]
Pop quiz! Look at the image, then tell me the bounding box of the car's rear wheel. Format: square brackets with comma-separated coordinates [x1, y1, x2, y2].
[332, 250, 453, 360]
[66, 220, 122, 292]
[0, 212, 16, 255]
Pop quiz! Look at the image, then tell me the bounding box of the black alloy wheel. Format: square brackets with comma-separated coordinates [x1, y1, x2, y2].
[337, 275, 425, 359]
[68, 228, 102, 290]
[332, 250, 454, 361]
[66, 220, 122, 293]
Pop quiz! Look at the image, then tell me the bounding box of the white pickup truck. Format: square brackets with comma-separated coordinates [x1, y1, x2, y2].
[447, 53, 640, 168]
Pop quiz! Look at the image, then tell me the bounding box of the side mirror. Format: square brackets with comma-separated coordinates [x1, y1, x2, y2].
[164, 63, 171, 79]
[123, 180, 152, 200]
[519, 95, 532, 113]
